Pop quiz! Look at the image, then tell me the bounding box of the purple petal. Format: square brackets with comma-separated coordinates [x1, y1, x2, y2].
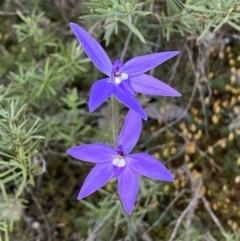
[113, 166, 124, 178]
[114, 87, 147, 120]
[89, 78, 115, 112]
[78, 163, 114, 199]
[130, 74, 181, 96]
[118, 166, 139, 215]
[67, 144, 114, 164]
[128, 153, 174, 181]
[70, 23, 112, 76]
[118, 110, 142, 154]
[120, 80, 135, 96]
[123, 51, 179, 76]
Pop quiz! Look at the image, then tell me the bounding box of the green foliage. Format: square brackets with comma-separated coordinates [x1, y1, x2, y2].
[0, 95, 43, 239]
[81, 0, 151, 44]
[79, 0, 240, 44]
[51, 41, 90, 82]
[13, 10, 55, 56]
[161, 0, 240, 40]
[1, 3, 91, 239]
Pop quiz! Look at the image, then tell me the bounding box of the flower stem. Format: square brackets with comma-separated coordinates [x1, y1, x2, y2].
[121, 204, 137, 241]
[111, 95, 118, 146]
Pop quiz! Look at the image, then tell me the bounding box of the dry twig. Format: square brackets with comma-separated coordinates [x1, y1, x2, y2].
[168, 179, 202, 241]
[201, 196, 226, 236]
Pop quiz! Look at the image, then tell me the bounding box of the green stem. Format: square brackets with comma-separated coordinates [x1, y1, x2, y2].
[111, 95, 118, 146]
[121, 204, 137, 241]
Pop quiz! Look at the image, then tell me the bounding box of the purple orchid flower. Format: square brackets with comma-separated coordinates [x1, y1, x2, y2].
[67, 110, 174, 215]
[70, 23, 181, 120]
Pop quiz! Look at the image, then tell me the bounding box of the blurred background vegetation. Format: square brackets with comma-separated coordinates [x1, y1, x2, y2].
[0, 0, 240, 240]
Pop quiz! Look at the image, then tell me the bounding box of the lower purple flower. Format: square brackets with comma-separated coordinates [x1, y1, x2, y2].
[67, 110, 174, 215]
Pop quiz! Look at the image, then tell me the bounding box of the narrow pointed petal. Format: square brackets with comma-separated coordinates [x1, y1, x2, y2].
[114, 88, 147, 120]
[128, 153, 174, 181]
[130, 74, 181, 96]
[118, 110, 142, 154]
[89, 78, 115, 112]
[67, 144, 114, 164]
[70, 23, 112, 76]
[120, 80, 135, 96]
[123, 51, 179, 76]
[118, 166, 139, 215]
[78, 163, 114, 199]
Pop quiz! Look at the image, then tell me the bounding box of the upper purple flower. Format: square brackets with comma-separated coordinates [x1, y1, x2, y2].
[67, 110, 174, 215]
[70, 23, 181, 120]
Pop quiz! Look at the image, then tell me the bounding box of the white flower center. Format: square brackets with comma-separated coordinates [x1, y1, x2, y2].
[114, 72, 128, 84]
[114, 77, 121, 84]
[112, 157, 126, 167]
